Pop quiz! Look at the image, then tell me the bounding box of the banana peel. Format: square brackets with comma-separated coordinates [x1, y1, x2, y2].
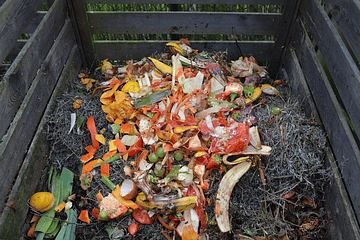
[215, 160, 252, 232]
[147, 57, 172, 75]
[245, 87, 262, 104]
[136, 192, 197, 214]
[166, 42, 184, 55]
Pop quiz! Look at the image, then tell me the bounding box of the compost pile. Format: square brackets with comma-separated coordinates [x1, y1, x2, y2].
[26, 40, 331, 240]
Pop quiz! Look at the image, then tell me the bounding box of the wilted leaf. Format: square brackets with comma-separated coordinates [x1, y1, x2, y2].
[73, 99, 83, 109]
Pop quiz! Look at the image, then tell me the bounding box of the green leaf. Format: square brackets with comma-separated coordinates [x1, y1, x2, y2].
[145, 112, 156, 119]
[214, 155, 222, 164]
[47, 164, 54, 190]
[111, 124, 121, 134]
[164, 165, 181, 185]
[134, 89, 171, 109]
[59, 168, 74, 204]
[55, 209, 77, 240]
[76, 116, 86, 130]
[35, 209, 56, 234]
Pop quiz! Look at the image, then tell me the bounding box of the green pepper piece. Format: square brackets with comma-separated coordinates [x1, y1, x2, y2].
[229, 92, 240, 102]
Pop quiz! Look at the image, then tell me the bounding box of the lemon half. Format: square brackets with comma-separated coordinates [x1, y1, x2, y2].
[29, 192, 55, 212]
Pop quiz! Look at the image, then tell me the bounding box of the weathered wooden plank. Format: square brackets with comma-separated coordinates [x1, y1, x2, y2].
[85, 0, 285, 4]
[0, 45, 81, 238]
[267, 0, 300, 78]
[0, 0, 43, 64]
[93, 40, 274, 62]
[5, 40, 27, 61]
[291, 18, 360, 223]
[282, 49, 360, 240]
[68, 0, 95, 69]
[23, 11, 46, 34]
[88, 12, 281, 35]
[282, 50, 319, 119]
[323, 0, 360, 63]
[0, 19, 76, 214]
[0, 0, 67, 139]
[300, 0, 360, 137]
[324, 149, 360, 240]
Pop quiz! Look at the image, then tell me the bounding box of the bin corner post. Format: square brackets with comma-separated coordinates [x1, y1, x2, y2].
[67, 0, 96, 70]
[268, 0, 302, 78]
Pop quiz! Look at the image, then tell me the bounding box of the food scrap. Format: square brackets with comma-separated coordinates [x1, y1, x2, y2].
[29, 40, 330, 240]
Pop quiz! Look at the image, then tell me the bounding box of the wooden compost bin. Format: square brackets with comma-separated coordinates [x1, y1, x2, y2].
[0, 0, 359, 239]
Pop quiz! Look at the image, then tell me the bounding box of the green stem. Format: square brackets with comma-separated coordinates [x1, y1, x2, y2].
[93, 154, 120, 168]
[101, 176, 116, 190]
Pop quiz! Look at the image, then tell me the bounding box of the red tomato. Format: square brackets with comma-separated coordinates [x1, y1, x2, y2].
[128, 137, 143, 157]
[132, 208, 154, 224]
[168, 215, 185, 221]
[207, 157, 221, 170]
[195, 155, 209, 165]
[91, 208, 101, 221]
[128, 222, 139, 235]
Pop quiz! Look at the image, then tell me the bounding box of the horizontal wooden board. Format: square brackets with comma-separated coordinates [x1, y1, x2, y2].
[283, 49, 360, 240]
[0, 0, 67, 139]
[0, 0, 43, 64]
[323, 0, 360, 64]
[291, 18, 360, 223]
[88, 12, 281, 35]
[85, 0, 285, 5]
[93, 40, 274, 62]
[300, 0, 360, 137]
[0, 45, 81, 238]
[0, 10, 72, 214]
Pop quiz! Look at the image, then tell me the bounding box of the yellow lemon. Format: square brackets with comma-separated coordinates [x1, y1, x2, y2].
[29, 192, 55, 212]
[122, 80, 140, 93]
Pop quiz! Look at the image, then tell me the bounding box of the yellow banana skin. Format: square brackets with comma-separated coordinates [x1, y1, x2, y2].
[147, 57, 173, 75]
[136, 192, 197, 214]
[166, 42, 184, 56]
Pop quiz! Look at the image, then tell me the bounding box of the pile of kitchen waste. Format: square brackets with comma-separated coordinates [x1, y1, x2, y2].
[26, 40, 331, 240]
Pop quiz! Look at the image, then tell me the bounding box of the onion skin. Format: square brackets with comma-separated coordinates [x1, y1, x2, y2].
[215, 160, 252, 232]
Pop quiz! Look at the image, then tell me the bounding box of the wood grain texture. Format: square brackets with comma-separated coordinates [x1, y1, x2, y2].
[0, 45, 81, 238]
[323, 0, 360, 63]
[267, 0, 301, 78]
[0, 0, 67, 139]
[93, 40, 274, 62]
[282, 49, 319, 119]
[87, 12, 281, 35]
[85, 0, 285, 4]
[0, 0, 43, 64]
[300, 0, 360, 137]
[0, 19, 76, 214]
[283, 49, 360, 240]
[291, 18, 360, 223]
[68, 0, 95, 69]
[23, 11, 46, 34]
[5, 40, 27, 61]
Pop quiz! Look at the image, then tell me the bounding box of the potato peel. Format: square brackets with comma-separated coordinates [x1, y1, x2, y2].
[215, 160, 252, 232]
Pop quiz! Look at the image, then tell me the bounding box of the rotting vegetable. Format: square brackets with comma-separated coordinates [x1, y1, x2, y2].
[32, 39, 291, 239]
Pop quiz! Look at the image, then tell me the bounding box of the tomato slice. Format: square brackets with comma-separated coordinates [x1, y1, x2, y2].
[128, 222, 139, 235]
[132, 208, 154, 224]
